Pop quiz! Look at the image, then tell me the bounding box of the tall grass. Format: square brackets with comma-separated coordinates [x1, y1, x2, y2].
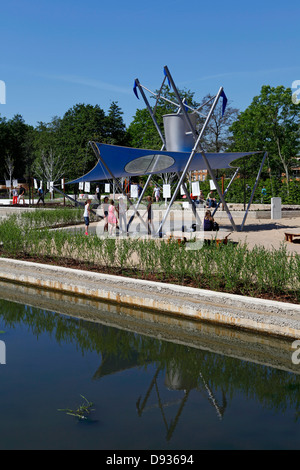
[0, 209, 299, 301]
[19, 207, 83, 229]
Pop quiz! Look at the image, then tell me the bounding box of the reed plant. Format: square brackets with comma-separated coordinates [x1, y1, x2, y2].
[18, 207, 83, 229]
[0, 209, 299, 302]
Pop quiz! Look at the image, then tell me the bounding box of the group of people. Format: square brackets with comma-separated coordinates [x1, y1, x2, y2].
[84, 197, 218, 235]
[83, 182, 220, 235]
[12, 185, 26, 205]
[83, 195, 154, 236]
[188, 190, 218, 209]
[11, 185, 46, 206]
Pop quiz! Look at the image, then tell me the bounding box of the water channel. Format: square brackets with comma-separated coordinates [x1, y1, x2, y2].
[0, 280, 300, 450]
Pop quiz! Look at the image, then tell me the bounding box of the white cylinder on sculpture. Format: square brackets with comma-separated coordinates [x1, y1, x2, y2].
[163, 113, 198, 152]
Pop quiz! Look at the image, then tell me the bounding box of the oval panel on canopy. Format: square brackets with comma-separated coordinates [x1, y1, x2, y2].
[124, 154, 175, 174]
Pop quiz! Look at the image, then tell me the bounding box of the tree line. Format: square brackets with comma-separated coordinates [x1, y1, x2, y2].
[0, 85, 299, 195]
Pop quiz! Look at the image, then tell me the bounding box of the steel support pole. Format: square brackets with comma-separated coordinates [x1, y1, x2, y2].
[164, 66, 238, 231]
[127, 79, 166, 227]
[134, 79, 166, 145]
[131, 79, 202, 230]
[153, 76, 167, 116]
[240, 152, 267, 231]
[156, 68, 236, 234]
[163, 66, 237, 232]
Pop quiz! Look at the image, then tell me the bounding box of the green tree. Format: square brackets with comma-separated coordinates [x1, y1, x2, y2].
[0, 114, 33, 182]
[0, 115, 9, 179]
[32, 103, 128, 182]
[33, 117, 61, 156]
[199, 94, 239, 152]
[105, 101, 128, 146]
[229, 85, 300, 194]
[56, 103, 107, 180]
[31, 104, 107, 182]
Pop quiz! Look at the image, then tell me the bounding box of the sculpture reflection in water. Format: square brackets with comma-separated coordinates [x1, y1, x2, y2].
[1, 291, 300, 447]
[136, 360, 227, 441]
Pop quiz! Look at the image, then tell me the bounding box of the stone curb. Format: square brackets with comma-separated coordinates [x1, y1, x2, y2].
[0, 257, 300, 339]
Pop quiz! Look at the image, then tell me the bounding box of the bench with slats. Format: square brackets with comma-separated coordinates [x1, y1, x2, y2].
[284, 233, 300, 243]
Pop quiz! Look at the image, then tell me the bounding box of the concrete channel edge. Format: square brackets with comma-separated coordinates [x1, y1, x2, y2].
[0, 257, 300, 339]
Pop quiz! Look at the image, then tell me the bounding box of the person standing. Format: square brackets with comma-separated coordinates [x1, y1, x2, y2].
[108, 199, 118, 235]
[37, 186, 45, 205]
[103, 196, 109, 232]
[153, 185, 160, 203]
[83, 198, 91, 235]
[18, 185, 26, 205]
[95, 185, 100, 204]
[12, 188, 18, 205]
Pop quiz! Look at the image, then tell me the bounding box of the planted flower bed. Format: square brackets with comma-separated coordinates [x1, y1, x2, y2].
[0, 208, 299, 303]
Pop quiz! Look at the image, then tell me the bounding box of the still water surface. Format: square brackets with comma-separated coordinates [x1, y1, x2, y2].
[0, 285, 300, 450]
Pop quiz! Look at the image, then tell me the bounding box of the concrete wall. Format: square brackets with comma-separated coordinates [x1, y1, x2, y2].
[0, 257, 299, 340]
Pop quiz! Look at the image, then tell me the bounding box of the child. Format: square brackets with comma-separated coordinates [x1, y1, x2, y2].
[83, 199, 91, 235]
[12, 188, 18, 205]
[103, 196, 109, 232]
[107, 199, 118, 235]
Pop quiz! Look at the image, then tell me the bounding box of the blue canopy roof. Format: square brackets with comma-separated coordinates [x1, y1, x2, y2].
[67, 142, 260, 184]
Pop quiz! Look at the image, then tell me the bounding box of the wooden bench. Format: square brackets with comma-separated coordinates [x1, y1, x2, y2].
[167, 232, 231, 247]
[167, 235, 187, 246]
[284, 233, 300, 243]
[204, 233, 231, 247]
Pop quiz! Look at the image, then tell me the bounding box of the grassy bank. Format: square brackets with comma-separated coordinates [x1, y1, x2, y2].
[0, 209, 299, 303]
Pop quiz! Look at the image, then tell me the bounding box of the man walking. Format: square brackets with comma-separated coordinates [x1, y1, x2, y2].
[37, 186, 45, 205]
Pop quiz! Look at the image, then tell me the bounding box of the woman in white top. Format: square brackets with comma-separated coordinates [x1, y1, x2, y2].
[153, 185, 160, 203]
[84, 199, 91, 235]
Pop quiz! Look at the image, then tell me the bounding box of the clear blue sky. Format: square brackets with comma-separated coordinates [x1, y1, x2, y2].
[1, 0, 299, 128]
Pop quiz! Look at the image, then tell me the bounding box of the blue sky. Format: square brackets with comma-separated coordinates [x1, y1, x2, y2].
[0, 0, 299, 128]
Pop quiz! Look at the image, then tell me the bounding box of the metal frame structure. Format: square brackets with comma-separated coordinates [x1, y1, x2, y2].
[132, 66, 268, 233]
[53, 65, 267, 234]
[133, 66, 240, 233]
[128, 77, 202, 233]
